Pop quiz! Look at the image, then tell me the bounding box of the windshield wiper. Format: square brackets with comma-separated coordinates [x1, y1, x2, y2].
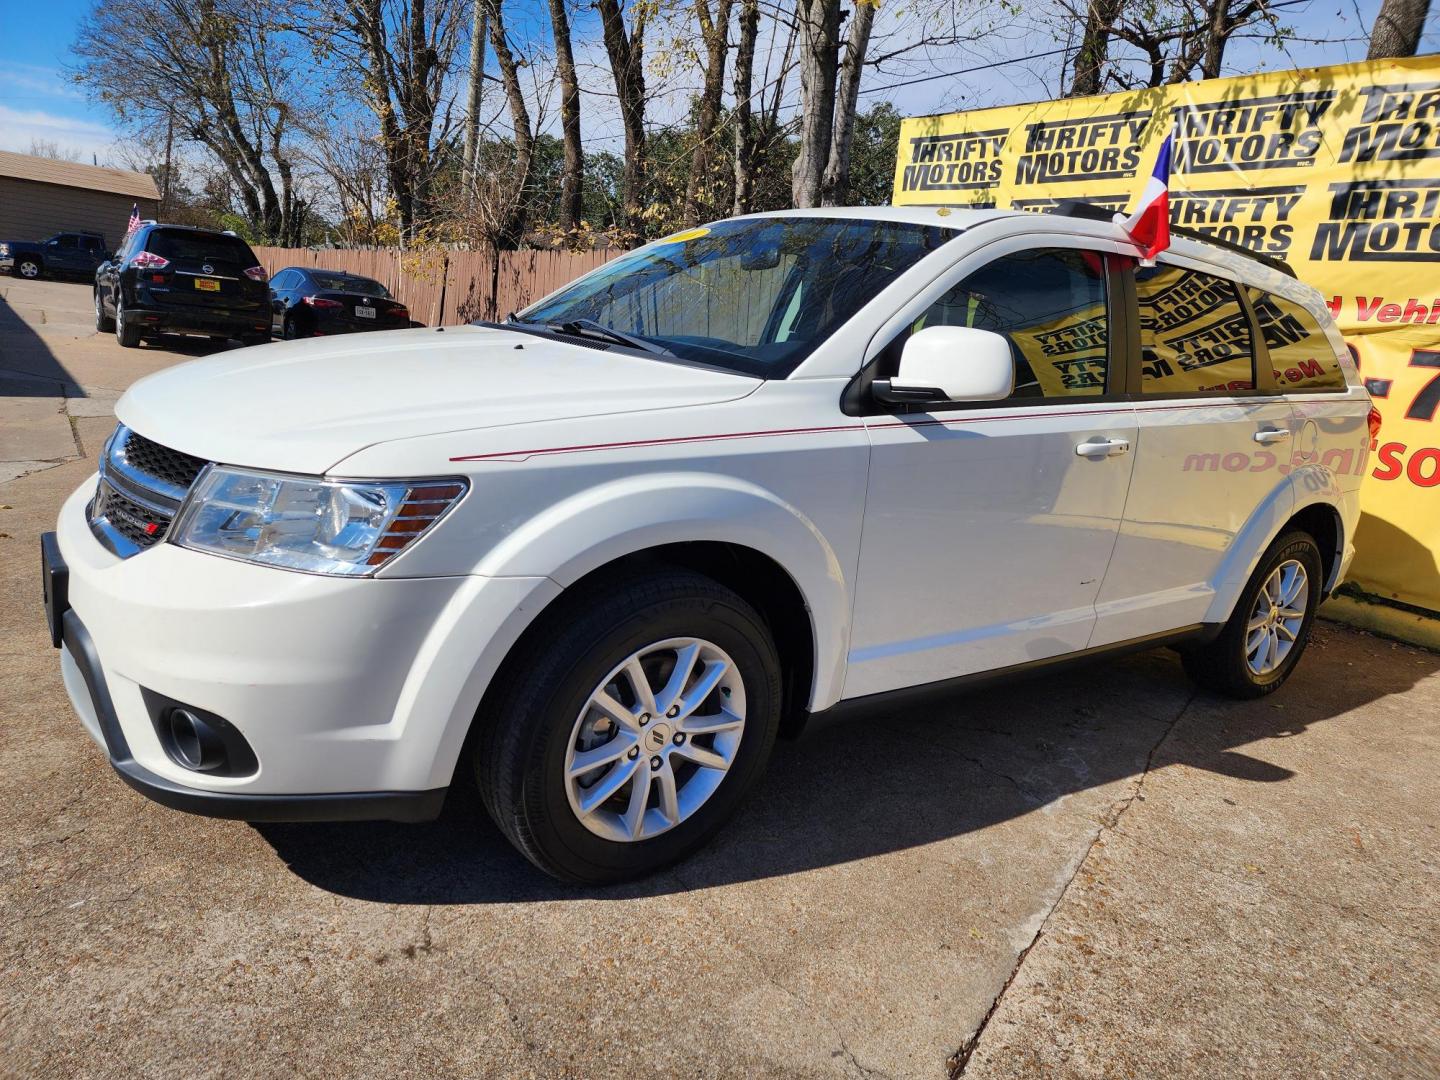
[550, 318, 675, 357]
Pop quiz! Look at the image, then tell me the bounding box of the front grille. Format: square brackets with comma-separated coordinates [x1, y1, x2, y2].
[119, 430, 208, 491]
[91, 481, 167, 549]
[87, 424, 214, 557]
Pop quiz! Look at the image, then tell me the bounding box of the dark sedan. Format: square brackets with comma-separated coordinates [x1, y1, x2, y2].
[269, 268, 412, 339]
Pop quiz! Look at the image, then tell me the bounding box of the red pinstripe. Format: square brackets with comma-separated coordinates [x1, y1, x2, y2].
[447, 399, 1268, 462]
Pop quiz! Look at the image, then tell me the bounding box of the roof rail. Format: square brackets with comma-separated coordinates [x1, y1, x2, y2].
[1049, 199, 1297, 279]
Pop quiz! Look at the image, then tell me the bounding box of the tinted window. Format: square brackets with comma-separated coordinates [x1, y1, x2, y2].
[1245, 287, 1346, 391]
[81, 236, 105, 251]
[274, 270, 298, 290]
[311, 272, 389, 297]
[1136, 265, 1254, 394]
[145, 229, 257, 267]
[51, 235, 77, 249]
[909, 248, 1111, 398]
[520, 217, 957, 377]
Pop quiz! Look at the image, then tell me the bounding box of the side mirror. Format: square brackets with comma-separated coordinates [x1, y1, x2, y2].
[873, 325, 1015, 405]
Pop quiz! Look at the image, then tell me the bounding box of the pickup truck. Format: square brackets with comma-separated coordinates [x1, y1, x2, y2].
[0, 231, 110, 281]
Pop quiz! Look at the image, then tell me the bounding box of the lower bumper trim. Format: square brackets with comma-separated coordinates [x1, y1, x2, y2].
[60, 607, 446, 824]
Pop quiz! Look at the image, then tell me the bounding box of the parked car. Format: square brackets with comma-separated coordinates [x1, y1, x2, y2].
[42, 207, 1373, 883]
[0, 231, 109, 280]
[269, 267, 411, 339]
[94, 223, 271, 348]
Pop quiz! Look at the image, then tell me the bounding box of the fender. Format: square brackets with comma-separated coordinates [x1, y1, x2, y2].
[1201, 461, 1345, 624]
[475, 471, 852, 711]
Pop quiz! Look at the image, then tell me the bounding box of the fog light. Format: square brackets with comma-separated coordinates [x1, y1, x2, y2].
[167, 708, 227, 771]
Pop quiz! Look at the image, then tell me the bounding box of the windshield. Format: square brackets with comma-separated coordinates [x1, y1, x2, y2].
[516, 217, 958, 377]
[146, 230, 257, 267]
[312, 273, 389, 297]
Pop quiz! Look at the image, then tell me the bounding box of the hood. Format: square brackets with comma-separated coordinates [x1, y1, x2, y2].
[116, 325, 759, 474]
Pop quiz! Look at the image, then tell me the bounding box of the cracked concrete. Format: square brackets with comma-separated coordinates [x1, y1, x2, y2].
[3, 277, 1439, 1078]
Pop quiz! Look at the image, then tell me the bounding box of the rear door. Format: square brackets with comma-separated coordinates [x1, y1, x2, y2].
[846, 241, 1138, 699]
[1090, 257, 1297, 645]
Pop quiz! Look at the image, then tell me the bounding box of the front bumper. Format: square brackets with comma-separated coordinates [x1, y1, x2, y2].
[48, 478, 559, 819]
[0, 256, 13, 272]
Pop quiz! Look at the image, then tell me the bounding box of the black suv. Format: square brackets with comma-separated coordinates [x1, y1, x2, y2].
[1, 232, 109, 280]
[95, 223, 271, 348]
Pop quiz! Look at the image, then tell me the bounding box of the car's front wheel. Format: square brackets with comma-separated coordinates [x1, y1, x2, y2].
[1181, 529, 1323, 698]
[476, 569, 781, 883]
[17, 257, 41, 280]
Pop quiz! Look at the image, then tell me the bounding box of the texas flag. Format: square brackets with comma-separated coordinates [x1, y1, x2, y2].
[1116, 131, 1173, 263]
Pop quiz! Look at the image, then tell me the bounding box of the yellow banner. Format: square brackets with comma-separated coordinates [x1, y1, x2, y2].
[894, 57, 1440, 615]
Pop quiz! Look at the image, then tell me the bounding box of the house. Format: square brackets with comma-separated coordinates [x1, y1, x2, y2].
[0, 151, 160, 246]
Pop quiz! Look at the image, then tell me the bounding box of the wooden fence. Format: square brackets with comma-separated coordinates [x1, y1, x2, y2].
[250, 245, 617, 327]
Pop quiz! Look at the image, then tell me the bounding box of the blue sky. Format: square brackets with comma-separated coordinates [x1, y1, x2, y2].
[1, 0, 1437, 165]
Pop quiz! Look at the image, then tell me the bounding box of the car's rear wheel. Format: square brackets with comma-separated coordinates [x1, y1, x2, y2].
[114, 294, 141, 348]
[1181, 530, 1323, 699]
[476, 569, 782, 883]
[17, 258, 40, 280]
[240, 332, 270, 348]
[282, 316, 302, 340]
[94, 290, 114, 333]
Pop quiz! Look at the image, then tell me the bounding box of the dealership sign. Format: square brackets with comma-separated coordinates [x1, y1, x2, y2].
[893, 56, 1440, 616]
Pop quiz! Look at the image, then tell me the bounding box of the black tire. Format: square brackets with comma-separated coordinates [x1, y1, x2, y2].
[115, 294, 141, 348]
[476, 568, 782, 883]
[95, 290, 114, 333]
[16, 257, 41, 280]
[282, 316, 302, 340]
[240, 332, 270, 348]
[1181, 530, 1323, 699]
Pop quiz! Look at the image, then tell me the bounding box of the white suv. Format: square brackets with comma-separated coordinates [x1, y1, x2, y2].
[42, 207, 1373, 882]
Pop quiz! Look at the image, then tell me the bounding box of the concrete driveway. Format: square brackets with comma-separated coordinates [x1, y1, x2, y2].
[2, 278, 1437, 1079]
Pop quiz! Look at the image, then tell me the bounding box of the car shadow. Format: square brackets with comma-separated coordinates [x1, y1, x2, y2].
[0, 281, 85, 396]
[256, 628, 1438, 903]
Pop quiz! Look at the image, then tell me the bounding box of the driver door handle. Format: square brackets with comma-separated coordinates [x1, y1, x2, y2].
[1253, 429, 1292, 445]
[1075, 437, 1131, 458]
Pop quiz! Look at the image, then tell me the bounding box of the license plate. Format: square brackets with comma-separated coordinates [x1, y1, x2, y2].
[355, 306, 376, 319]
[194, 278, 221, 292]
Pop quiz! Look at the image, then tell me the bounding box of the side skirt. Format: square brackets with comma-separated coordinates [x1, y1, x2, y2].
[800, 624, 1219, 735]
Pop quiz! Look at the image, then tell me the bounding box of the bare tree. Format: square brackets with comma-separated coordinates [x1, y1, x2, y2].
[548, 0, 585, 234]
[731, 0, 760, 214]
[74, 0, 308, 243]
[1368, 0, 1431, 57]
[596, 0, 650, 240]
[462, 1, 488, 185]
[683, 0, 735, 224]
[302, 0, 468, 240]
[792, 0, 841, 208]
[821, 0, 876, 205]
[1069, 0, 1124, 95]
[485, 0, 536, 246]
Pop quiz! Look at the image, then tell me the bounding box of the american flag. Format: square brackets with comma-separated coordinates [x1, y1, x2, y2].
[126, 203, 141, 234]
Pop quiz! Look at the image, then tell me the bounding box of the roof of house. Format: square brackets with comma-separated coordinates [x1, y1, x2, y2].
[0, 151, 159, 201]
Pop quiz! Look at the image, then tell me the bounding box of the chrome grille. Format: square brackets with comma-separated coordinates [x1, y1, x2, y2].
[87, 424, 212, 558]
[118, 430, 208, 492]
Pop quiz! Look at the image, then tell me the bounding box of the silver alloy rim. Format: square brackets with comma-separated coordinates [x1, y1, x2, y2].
[564, 637, 745, 843]
[1246, 559, 1308, 676]
[95, 291, 102, 325]
[20, 262, 38, 278]
[114, 296, 124, 339]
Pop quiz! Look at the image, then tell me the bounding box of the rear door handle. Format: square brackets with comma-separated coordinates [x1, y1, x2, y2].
[1075, 437, 1131, 458]
[1253, 429, 1292, 445]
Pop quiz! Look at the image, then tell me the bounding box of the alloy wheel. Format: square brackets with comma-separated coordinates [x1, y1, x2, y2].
[564, 637, 746, 843]
[1246, 559, 1308, 676]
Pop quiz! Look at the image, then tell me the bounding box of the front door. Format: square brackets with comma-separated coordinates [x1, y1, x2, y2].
[846, 245, 1138, 700]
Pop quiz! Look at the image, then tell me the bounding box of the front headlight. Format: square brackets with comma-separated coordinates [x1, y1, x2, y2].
[173, 466, 467, 576]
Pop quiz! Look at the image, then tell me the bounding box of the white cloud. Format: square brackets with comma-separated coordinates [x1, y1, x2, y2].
[0, 104, 122, 163]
